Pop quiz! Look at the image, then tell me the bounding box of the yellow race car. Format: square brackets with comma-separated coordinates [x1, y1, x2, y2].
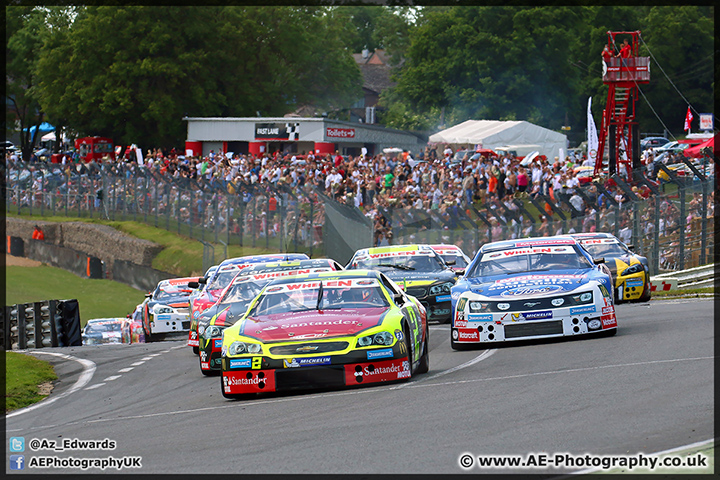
[220, 269, 429, 399]
[570, 233, 651, 302]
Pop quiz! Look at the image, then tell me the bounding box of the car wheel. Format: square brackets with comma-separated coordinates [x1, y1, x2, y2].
[402, 324, 414, 376]
[599, 328, 618, 337]
[192, 346, 199, 355]
[450, 335, 473, 351]
[200, 364, 218, 376]
[415, 325, 430, 374]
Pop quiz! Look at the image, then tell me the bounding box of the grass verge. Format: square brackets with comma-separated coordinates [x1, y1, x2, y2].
[5, 351, 58, 412]
[5, 265, 145, 325]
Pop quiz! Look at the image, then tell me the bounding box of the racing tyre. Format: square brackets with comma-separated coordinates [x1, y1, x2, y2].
[450, 338, 472, 351]
[200, 365, 219, 376]
[599, 327, 618, 337]
[192, 346, 199, 355]
[639, 284, 651, 302]
[415, 326, 430, 374]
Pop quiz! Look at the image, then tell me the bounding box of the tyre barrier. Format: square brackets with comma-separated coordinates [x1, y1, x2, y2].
[1, 299, 83, 350]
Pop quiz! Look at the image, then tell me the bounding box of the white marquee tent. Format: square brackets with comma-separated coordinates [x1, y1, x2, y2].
[429, 120, 567, 159]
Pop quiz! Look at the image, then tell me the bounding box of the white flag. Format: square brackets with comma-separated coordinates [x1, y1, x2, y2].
[587, 97, 599, 165]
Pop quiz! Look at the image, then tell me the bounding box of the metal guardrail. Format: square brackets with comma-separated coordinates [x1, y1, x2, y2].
[650, 264, 715, 290]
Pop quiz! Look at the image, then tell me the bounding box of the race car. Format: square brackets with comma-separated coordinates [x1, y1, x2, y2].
[450, 236, 616, 349]
[82, 318, 124, 345]
[121, 304, 146, 344]
[431, 244, 472, 275]
[198, 258, 343, 375]
[187, 253, 309, 352]
[568, 232, 651, 302]
[220, 269, 429, 399]
[346, 244, 457, 323]
[186, 265, 219, 351]
[142, 276, 200, 340]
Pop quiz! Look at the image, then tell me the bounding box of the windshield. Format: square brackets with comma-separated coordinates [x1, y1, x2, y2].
[248, 279, 389, 317]
[207, 269, 240, 291]
[580, 242, 628, 258]
[85, 323, 121, 334]
[154, 287, 190, 301]
[440, 254, 469, 268]
[351, 252, 445, 272]
[467, 245, 592, 277]
[219, 280, 264, 305]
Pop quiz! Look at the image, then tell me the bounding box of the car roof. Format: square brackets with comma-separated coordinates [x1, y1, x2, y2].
[359, 244, 434, 255]
[480, 236, 580, 253]
[217, 253, 309, 268]
[237, 258, 341, 274]
[264, 269, 381, 285]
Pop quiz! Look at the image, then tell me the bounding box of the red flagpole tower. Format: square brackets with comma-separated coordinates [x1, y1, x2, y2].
[595, 31, 651, 179]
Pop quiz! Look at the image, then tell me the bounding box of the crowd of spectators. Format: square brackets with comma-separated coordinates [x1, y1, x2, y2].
[5, 140, 714, 260]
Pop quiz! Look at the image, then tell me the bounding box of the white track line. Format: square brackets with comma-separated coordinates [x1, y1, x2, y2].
[7, 351, 96, 418]
[118, 367, 134, 373]
[390, 349, 497, 390]
[130, 361, 145, 366]
[84, 383, 105, 391]
[561, 437, 716, 476]
[103, 375, 121, 382]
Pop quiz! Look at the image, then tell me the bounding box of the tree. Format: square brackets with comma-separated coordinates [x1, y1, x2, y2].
[6, 6, 49, 161]
[35, 6, 362, 148]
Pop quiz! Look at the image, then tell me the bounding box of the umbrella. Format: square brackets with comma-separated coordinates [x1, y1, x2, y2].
[683, 133, 716, 158]
[23, 122, 55, 135]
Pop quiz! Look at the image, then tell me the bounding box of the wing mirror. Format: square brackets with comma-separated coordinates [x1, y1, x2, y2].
[199, 277, 207, 284]
[394, 293, 404, 305]
[144, 292, 152, 298]
[626, 244, 635, 251]
[445, 259, 457, 266]
[593, 257, 605, 265]
[188, 281, 200, 289]
[455, 269, 465, 276]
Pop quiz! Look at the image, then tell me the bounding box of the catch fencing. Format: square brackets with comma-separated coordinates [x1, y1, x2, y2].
[378, 160, 714, 275]
[4, 158, 714, 275]
[5, 161, 335, 267]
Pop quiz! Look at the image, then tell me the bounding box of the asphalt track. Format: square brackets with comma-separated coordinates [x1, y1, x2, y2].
[6, 298, 714, 475]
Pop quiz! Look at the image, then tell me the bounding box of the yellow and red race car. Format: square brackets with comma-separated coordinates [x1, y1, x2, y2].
[569, 232, 651, 302]
[198, 259, 343, 375]
[220, 270, 429, 399]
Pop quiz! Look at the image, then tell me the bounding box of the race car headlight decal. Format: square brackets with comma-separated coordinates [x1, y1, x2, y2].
[155, 306, 173, 314]
[356, 331, 394, 347]
[203, 325, 224, 339]
[198, 324, 206, 336]
[621, 264, 643, 276]
[571, 292, 593, 303]
[228, 341, 263, 356]
[429, 282, 454, 295]
[598, 284, 611, 298]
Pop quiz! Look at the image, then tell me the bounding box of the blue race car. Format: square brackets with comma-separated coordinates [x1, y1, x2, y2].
[450, 236, 617, 349]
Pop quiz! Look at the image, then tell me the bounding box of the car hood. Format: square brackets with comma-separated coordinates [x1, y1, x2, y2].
[463, 271, 593, 298]
[604, 254, 646, 274]
[239, 308, 388, 342]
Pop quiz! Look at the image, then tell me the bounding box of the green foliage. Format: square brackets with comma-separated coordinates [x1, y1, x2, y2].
[5, 352, 58, 412]
[383, 5, 713, 141]
[33, 6, 362, 147]
[6, 6, 50, 161]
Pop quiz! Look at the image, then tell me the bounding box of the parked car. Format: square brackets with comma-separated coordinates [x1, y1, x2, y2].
[640, 136, 670, 151]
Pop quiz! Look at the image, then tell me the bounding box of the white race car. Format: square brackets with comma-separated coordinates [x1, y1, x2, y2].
[450, 236, 617, 349]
